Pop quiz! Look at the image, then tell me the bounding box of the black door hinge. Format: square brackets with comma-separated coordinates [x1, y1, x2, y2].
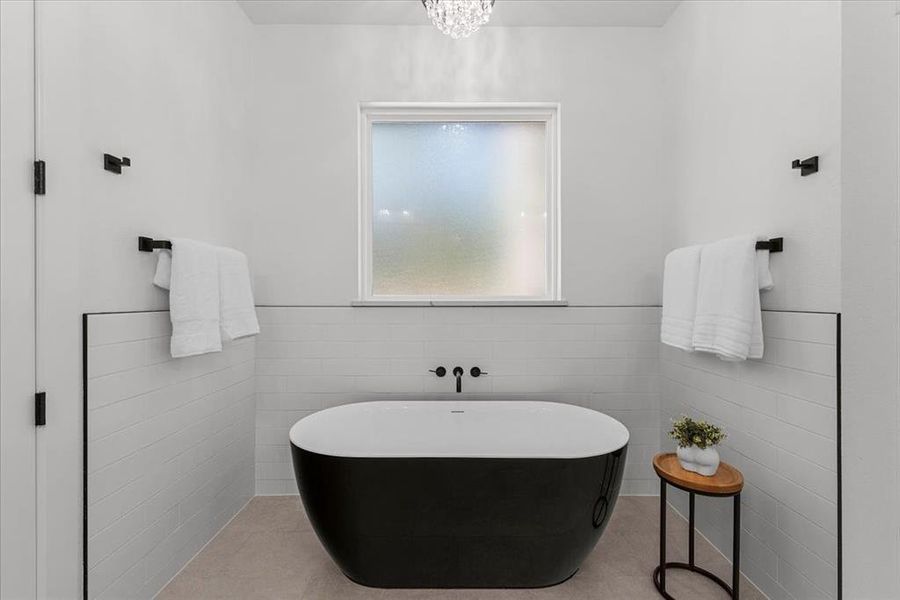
[34, 160, 46, 195]
[35, 392, 46, 427]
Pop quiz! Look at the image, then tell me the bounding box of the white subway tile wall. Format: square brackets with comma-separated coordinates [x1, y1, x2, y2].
[254, 306, 662, 495]
[84, 306, 838, 600]
[86, 312, 256, 600]
[659, 311, 838, 600]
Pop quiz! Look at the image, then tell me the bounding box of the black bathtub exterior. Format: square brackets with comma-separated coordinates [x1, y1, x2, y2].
[290, 444, 627, 588]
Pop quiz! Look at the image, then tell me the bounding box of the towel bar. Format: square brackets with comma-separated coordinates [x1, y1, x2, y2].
[138, 236, 172, 252]
[140, 236, 782, 254]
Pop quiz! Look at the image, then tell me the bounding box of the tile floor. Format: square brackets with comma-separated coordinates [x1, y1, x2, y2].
[158, 496, 765, 599]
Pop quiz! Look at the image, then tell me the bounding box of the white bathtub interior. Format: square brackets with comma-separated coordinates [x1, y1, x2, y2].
[289, 400, 630, 458]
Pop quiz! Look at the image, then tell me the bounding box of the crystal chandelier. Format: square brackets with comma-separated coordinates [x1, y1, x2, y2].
[422, 0, 496, 39]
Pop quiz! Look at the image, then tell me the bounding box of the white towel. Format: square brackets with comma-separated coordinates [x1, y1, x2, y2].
[217, 247, 259, 340]
[156, 238, 222, 358]
[691, 236, 764, 361]
[661, 245, 703, 351]
[756, 240, 774, 291]
[153, 248, 172, 289]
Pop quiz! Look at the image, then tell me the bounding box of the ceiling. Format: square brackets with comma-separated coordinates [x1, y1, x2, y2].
[237, 1, 682, 28]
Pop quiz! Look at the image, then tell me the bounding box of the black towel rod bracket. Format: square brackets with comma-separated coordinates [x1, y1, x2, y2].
[138, 236, 172, 252]
[756, 237, 783, 253]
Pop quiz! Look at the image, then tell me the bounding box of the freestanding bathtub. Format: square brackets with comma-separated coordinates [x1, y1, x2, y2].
[289, 401, 629, 588]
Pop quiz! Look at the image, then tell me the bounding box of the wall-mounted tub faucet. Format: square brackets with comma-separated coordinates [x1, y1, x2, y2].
[453, 367, 464, 393]
[428, 366, 485, 393]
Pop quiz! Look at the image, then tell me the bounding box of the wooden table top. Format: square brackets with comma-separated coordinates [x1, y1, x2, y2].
[652, 452, 744, 496]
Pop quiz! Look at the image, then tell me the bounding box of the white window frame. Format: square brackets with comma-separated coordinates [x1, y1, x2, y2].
[357, 102, 562, 306]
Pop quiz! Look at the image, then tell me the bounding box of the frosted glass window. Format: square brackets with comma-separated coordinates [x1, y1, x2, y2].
[362, 108, 558, 302]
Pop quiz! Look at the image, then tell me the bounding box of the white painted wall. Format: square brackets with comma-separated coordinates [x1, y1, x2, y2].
[661, 0, 842, 313]
[36, 1, 253, 596]
[0, 0, 37, 597]
[40, 0, 253, 314]
[658, 2, 843, 598]
[841, 2, 900, 598]
[247, 25, 667, 306]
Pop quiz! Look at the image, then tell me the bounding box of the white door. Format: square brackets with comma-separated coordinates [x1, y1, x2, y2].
[0, 0, 38, 597]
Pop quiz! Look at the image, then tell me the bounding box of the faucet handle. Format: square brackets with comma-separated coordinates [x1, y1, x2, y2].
[429, 366, 447, 377]
[470, 366, 488, 377]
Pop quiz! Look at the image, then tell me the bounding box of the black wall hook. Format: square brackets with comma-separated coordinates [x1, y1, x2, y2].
[104, 153, 131, 174]
[791, 156, 818, 176]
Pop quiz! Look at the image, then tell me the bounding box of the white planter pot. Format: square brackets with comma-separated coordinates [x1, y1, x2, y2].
[676, 445, 720, 477]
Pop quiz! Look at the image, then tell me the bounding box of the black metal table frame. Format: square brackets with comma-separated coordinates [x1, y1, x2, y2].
[653, 478, 741, 600]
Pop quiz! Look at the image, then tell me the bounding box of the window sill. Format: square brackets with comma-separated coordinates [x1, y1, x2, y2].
[351, 300, 569, 307]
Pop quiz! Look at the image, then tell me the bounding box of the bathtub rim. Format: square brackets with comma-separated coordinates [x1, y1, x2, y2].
[288, 400, 630, 460]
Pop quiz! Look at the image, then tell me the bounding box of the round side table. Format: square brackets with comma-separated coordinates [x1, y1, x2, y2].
[652, 452, 744, 600]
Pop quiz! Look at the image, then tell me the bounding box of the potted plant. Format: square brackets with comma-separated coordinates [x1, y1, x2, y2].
[669, 415, 726, 476]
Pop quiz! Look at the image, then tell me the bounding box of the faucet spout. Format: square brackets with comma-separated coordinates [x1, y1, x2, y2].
[452, 366, 464, 393]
